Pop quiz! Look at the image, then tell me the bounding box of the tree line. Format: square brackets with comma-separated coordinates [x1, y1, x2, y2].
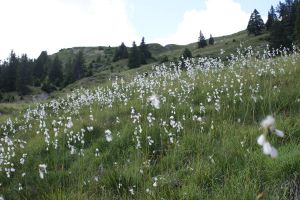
[113, 37, 152, 68]
[247, 0, 300, 48]
[0, 50, 90, 96]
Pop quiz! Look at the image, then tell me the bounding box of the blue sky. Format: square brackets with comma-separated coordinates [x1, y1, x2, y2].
[0, 0, 281, 60]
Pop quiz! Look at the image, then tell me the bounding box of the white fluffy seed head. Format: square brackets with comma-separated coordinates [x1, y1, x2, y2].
[261, 115, 275, 130]
[148, 95, 160, 109]
[105, 129, 112, 142]
[270, 147, 278, 158]
[263, 142, 272, 155]
[275, 129, 284, 137]
[257, 134, 266, 146]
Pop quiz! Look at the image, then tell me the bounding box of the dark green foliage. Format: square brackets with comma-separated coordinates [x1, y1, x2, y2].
[33, 51, 48, 86]
[16, 54, 32, 95]
[139, 37, 152, 64]
[160, 55, 169, 63]
[294, 3, 300, 44]
[198, 30, 207, 48]
[266, 6, 277, 31]
[64, 58, 75, 86]
[0, 51, 18, 92]
[270, 21, 290, 49]
[269, 0, 299, 48]
[113, 42, 128, 62]
[41, 81, 56, 93]
[182, 48, 192, 59]
[209, 34, 215, 45]
[73, 51, 85, 80]
[179, 48, 192, 68]
[128, 42, 140, 68]
[247, 9, 265, 36]
[48, 56, 63, 87]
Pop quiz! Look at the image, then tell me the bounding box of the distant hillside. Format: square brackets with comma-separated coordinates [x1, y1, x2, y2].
[52, 30, 270, 93]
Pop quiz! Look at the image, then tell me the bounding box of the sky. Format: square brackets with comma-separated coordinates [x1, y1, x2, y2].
[0, 0, 281, 60]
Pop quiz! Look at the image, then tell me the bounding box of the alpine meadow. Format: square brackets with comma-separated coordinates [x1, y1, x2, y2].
[0, 0, 300, 200]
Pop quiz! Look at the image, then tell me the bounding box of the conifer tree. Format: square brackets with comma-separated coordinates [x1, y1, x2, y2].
[247, 9, 265, 35]
[16, 54, 31, 95]
[182, 48, 192, 59]
[128, 41, 140, 68]
[266, 6, 277, 31]
[139, 37, 151, 64]
[208, 34, 215, 45]
[33, 51, 48, 86]
[48, 56, 63, 87]
[73, 51, 85, 80]
[198, 30, 207, 48]
[3, 51, 18, 92]
[113, 42, 128, 62]
[294, 3, 300, 44]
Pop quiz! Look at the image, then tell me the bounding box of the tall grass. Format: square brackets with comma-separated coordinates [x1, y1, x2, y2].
[0, 46, 299, 199]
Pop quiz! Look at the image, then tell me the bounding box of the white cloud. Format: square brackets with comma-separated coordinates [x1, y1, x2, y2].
[153, 0, 250, 45]
[0, 0, 138, 60]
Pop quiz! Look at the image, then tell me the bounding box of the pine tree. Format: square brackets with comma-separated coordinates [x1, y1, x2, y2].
[139, 37, 151, 64]
[48, 56, 63, 87]
[208, 34, 215, 45]
[3, 51, 18, 92]
[113, 42, 128, 62]
[270, 0, 297, 48]
[64, 58, 75, 86]
[266, 6, 277, 31]
[33, 51, 48, 86]
[198, 30, 207, 48]
[128, 41, 140, 68]
[73, 51, 85, 80]
[182, 48, 192, 59]
[247, 9, 265, 35]
[294, 2, 300, 44]
[16, 54, 31, 95]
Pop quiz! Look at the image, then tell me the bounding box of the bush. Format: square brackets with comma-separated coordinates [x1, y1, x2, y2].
[41, 82, 56, 93]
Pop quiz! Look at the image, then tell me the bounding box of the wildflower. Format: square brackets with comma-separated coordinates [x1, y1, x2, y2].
[148, 95, 160, 109]
[39, 164, 47, 179]
[260, 115, 275, 131]
[153, 177, 158, 187]
[129, 188, 135, 195]
[257, 115, 284, 158]
[105, 129, 112, 142]
[87, 126, 93, 132]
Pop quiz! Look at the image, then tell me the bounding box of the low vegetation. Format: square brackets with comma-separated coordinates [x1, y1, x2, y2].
[0, 45, 299, 199]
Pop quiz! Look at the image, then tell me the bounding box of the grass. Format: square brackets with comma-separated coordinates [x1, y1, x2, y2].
[0, 46, 299, 199]
[51, 30, 270, 93]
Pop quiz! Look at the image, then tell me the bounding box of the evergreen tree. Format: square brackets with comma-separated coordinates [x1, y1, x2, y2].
[48, 56, 63, 87]
[198, 30, 207, 48]
[208, 34, 215, 45]
[182, 48, 192, 59]
[294, 3, 300, 44]
[3, 51, 18, 92]
[16, 54, 31, 95]
[64, 58, 75, 86]
[270, 0, 298, 48]
[128, 41, 140, 68]
[33, 51, 48, 86]
[247, 9, 265, 35]
[113, 42, 128, 62]
[270, 21, 289, 49]
[266, 6, 277, 30]
[73, 51, 85, 80]
[139, 37, 151, 64]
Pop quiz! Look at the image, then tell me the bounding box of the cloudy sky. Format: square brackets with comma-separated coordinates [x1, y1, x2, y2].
[0, 0, 280, 60]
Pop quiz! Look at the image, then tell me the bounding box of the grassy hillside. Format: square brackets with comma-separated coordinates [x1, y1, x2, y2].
[0, 45, 299, 199]
[51, 31, 269, 91]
